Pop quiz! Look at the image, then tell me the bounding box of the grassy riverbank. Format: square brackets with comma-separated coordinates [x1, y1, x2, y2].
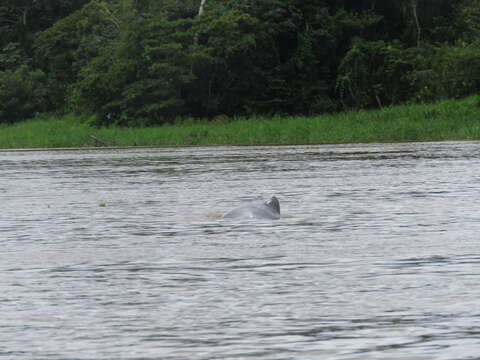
[1, 96, 480, 149]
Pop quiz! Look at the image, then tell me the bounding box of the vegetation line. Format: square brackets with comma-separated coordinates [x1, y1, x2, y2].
[1, 1, 480, 127]
[1, 96, 479, 149]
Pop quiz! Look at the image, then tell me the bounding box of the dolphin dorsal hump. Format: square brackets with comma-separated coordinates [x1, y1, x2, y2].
[266, 196, 280, 214]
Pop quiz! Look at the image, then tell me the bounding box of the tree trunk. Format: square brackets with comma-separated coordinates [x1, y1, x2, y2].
[198, 0, 206, 17]
[411, 0, 421, 46]
[194, 0, 207, 46]
[22, 8, 28, 26]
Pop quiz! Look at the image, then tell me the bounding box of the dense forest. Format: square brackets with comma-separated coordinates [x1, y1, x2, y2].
[0, 0, 479, 126]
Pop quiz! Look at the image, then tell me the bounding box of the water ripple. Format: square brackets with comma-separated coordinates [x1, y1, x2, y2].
[2, 143, 480, 359]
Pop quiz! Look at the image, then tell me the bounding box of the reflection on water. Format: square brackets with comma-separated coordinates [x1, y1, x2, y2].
[2, 142, 480, 359]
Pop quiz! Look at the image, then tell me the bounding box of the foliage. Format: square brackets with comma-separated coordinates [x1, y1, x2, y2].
[454, 0, 480, 42]
[69, 14, 193, 126]
[0, 42, 29, 71]
[2, 96, 480, 148]
[0, 0, 89, 50]
[185, 8, 261, 116]
[220, 1, 382, 114]
[33, 1, 139, 86]
[0, 65, 52, 123]
[409, 43, 480, 102]
[70, 7, 262, 125]
[1, 0, 480, 125]
[337, 39, 415, 108]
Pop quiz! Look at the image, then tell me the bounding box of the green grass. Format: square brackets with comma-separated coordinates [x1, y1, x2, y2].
[1, 96, 480, 149]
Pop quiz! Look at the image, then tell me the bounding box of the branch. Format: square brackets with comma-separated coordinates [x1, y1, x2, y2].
[0, 18, 19, 25]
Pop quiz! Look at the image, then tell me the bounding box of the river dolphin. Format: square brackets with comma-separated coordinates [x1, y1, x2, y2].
[223, 196, 281, 220]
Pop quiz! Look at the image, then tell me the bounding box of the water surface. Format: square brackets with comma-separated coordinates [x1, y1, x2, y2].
[2, 142, 480, 359]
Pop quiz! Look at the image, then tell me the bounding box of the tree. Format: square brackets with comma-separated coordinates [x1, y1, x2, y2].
[386, 0, 455, 45]
[336, 39, 415, 108]
[455, 0, 480, 42]
[69, 3, 263, 123]
[0, 42, 28, 71]
[0, 65, 51, 123]
[0, 0, 89, 51]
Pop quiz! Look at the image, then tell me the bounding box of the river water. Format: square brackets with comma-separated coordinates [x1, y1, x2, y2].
[2, 142, 480, 359]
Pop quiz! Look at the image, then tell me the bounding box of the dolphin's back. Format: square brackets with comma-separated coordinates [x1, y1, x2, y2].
[224, 197, 280, 220]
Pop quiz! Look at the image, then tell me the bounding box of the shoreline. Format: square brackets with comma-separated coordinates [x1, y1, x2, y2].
[1, 96, 479, 149]
[2, 138, 480, 153]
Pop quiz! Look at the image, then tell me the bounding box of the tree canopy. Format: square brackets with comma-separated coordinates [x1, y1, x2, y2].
[0, 0, 479, 124]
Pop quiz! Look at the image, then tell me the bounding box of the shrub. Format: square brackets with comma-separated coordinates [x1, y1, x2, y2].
[409, 42, 480, 102]
[0, 65, 52, 123]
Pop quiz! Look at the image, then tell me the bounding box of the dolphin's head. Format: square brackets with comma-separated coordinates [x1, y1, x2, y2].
[266, 196, 280, 215]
